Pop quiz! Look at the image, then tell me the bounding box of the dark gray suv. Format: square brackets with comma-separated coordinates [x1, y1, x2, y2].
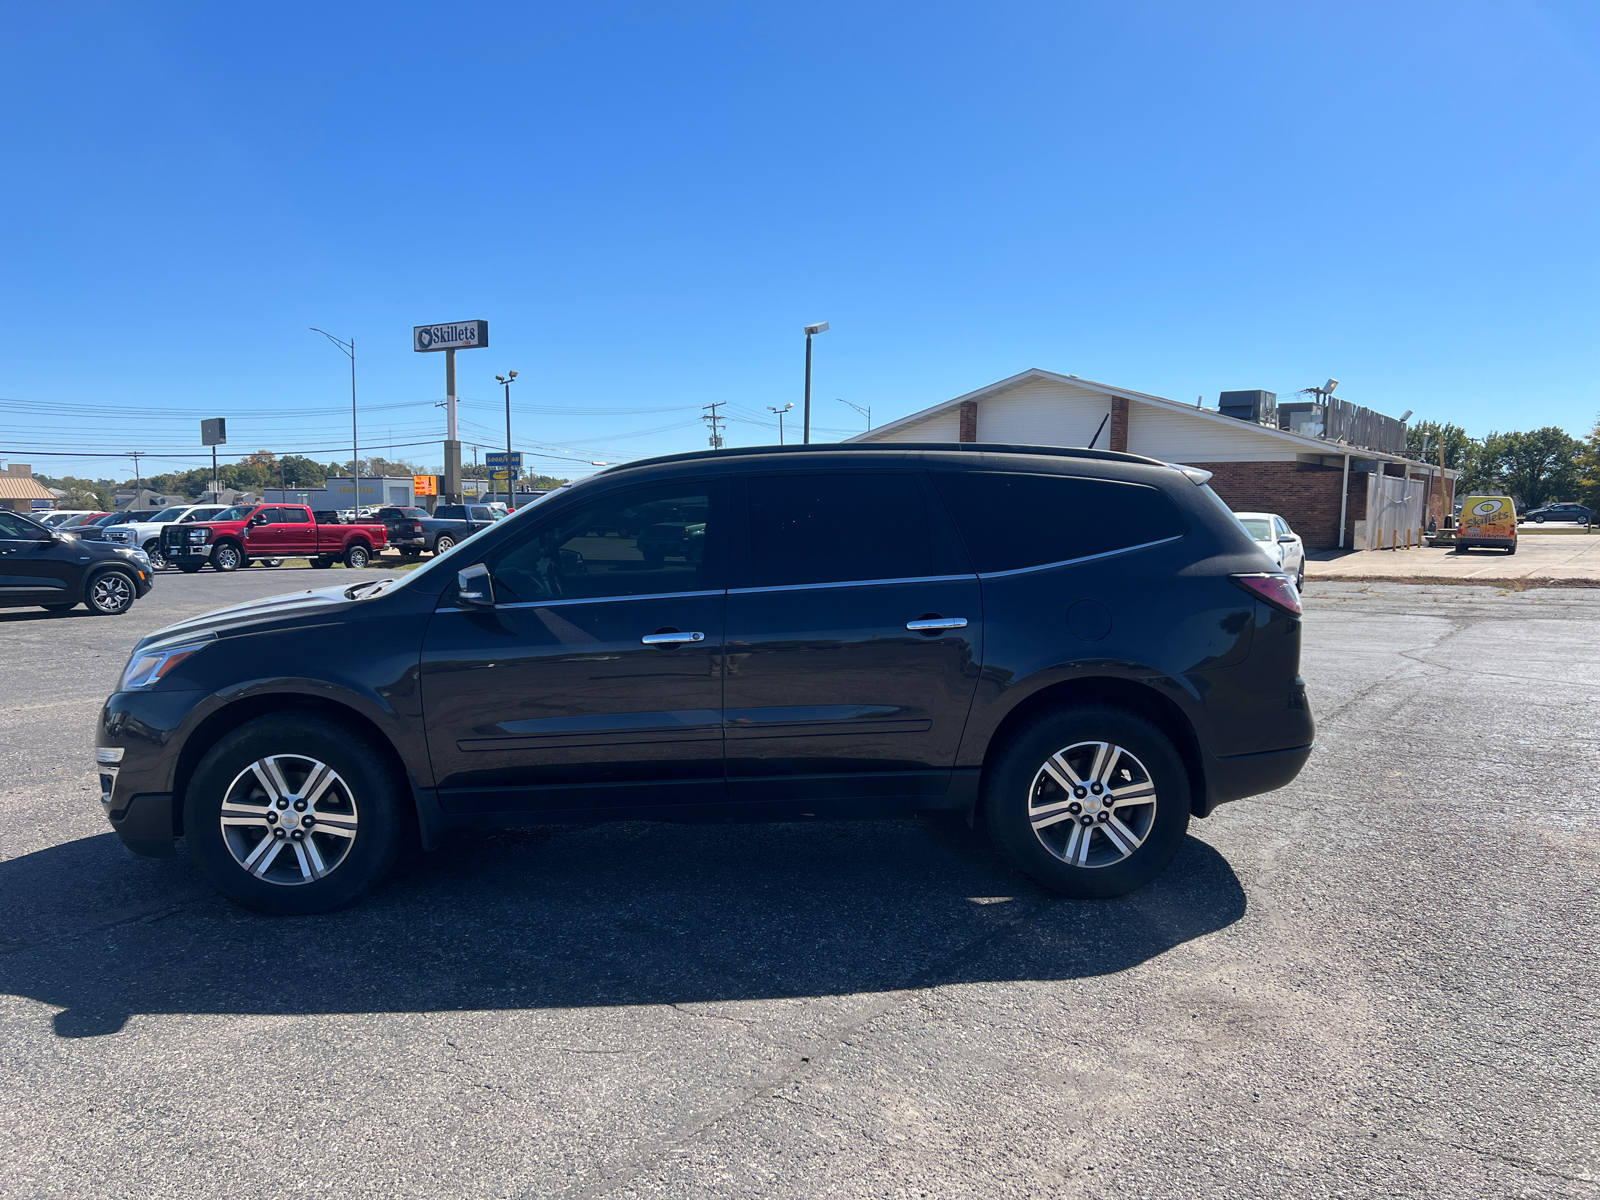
[98, 444, 1311, 914]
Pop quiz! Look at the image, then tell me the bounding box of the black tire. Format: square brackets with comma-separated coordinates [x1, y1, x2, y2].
[83, 568, 137, 615]
[211, 542, 245, 572]
[343, 543, 370, 570]
[1296, 565, 1305, 591]
[184, 713, 406, 915]
[1506, 544, 1517, 555]
[982, 705, 1190, 899]
[311, 557, 334, 569]
[432, 535, 455, 556]
[41, 603, 76, 613]
[255, 558, 284, 568]
[1534, 515, 1545, 523]
[140, 540, 166, 570]
[178, 563, 204, 574]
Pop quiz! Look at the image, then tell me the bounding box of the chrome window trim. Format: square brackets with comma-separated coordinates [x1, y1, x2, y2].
[437, 587, 726, 614]
[728, 573, 976, 596]
[975, 535, 1184, 580]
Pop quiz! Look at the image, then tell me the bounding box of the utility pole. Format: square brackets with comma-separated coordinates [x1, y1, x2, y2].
[129, 452, 143, 506]
[767, 403, 794, 445]
[838, 398, 870, 432]
[496, 370, 518, 510]
[703, 401, 727, 450]
[212, 444, 219, 498]
[311, 328, 358, 510]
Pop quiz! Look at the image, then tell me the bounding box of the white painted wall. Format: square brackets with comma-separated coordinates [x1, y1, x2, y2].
[1126, 402, 1298, 463]
[865, 409, 962, 441]
[863, 372, 1309, 463]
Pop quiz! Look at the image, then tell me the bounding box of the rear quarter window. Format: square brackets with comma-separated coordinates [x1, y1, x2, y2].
[932, 471, 1187, 574]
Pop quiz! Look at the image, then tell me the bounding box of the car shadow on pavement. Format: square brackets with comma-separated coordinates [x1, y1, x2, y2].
[0, 819, 1246, 1038]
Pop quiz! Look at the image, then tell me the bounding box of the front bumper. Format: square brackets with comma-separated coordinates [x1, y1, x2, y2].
[98, 689, 210, 856]
[164, 542, 212, 562]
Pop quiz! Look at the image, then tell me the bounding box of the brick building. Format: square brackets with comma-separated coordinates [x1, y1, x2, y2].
[850, 369, 1457, 549]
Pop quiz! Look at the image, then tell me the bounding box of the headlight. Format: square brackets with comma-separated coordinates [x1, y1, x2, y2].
[120, 637, 212, 691]
[188, 528, 210, 543]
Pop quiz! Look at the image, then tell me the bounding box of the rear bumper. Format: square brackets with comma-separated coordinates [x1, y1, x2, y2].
[1199, 742, 1313, 816]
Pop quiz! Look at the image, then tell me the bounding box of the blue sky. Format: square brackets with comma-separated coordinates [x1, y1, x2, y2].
[2, 1, 1597, 482]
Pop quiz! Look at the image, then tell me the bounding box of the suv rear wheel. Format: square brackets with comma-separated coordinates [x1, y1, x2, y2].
[983, 705, 1190, 899]
[184, 714, 405, 914]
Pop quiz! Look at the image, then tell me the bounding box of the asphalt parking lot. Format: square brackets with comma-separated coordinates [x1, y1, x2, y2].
[1, 570, 1597, 1198]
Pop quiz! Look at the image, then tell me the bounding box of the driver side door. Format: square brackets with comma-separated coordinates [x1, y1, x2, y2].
[420, 479, 728, 815]
[0, 511, 81, 606]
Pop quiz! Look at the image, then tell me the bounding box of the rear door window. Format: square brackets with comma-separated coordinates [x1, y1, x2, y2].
[744, 473, 932, 588]
[931, 472, 1186, 574]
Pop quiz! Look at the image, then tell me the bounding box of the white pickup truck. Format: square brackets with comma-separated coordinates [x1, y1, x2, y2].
[102, 503, 231, 568]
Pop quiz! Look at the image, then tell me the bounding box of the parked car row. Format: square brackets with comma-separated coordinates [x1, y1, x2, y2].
[159, 504, 389, 572]
[0, 509, 154, 616]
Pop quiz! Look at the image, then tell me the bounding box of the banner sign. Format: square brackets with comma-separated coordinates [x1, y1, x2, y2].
[413, 321, 488, 353]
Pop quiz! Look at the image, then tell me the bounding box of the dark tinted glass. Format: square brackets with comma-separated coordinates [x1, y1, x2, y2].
[278, 507, 308, 523]
[492, 487, 711, 602]
[435, 506, 465, 520]
[746, 473, 931, 587]
[932, 472, 1186, 573]
[0, 512, 45, 538]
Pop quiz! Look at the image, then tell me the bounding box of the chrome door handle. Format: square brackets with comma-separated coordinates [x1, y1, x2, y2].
[906, 617, 968, 631]
[641, 631, 706, 645]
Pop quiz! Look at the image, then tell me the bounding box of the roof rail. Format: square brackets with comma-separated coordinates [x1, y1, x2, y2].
[600, 441, 1170, 475]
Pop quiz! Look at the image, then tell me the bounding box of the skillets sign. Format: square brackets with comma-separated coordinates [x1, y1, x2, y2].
[413, 321, 488, 352]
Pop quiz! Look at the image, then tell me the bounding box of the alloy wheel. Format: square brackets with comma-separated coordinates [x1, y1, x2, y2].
[214, 545, 241, 571]
[218, 754, 360, 886]
[435, 536, 454, 555]
[89, 572, 134, 614]
[1026, 740, 1158, 868]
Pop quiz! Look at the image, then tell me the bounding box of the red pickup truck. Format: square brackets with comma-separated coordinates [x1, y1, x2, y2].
[160, 504, 388, 572]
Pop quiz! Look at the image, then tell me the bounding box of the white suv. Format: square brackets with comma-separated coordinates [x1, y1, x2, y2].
[103, 504, 231, 568]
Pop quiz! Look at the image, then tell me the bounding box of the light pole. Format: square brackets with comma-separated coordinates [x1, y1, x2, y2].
[838, 398, 870, 432]
[495, 370, 518, 509]
[128, 451, 143, 507]
[311, 328, 358, 511]
[767, 403, 794, 445]
[803, 322, 829, 444]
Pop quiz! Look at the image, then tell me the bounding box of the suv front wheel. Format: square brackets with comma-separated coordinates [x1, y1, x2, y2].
[983, 705, 1190, 899]
[184, 714, 405, 914]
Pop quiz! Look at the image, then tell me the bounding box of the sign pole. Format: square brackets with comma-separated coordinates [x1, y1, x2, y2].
[444, 348, 462, 505]
[413, 321, 487, 507]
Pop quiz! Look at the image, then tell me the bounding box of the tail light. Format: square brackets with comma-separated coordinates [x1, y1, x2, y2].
[1231, 573, 1302, 617]
[412, 522, 425, 534]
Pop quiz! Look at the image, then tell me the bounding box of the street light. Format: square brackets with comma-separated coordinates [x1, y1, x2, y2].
[767, 402, 795, 445]
[495, 370, 518, 509]
[838, 398, 870, 432]
[803, 321, 829, 444]
[311, 328, 357, 510]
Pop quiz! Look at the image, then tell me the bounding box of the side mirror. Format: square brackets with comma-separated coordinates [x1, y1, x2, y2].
[1278, 534, 1296, 543]
[457, 563, 495, 609]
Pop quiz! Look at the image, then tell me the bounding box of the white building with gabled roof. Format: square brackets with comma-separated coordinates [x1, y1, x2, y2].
[849, 368, 1457, 549]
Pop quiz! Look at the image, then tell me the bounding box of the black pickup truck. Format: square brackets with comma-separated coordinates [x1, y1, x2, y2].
[373, 505, 498, 558]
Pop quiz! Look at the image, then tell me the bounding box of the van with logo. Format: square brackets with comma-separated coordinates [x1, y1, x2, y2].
[1456, 495, 1517, 554]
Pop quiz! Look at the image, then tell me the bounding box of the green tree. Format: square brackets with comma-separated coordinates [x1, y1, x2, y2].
[1574, 415, 1600, 510]
[1406, 421, 1471, 471]
[34, 475, 113, 510]
[1459, 427, 1582, 508]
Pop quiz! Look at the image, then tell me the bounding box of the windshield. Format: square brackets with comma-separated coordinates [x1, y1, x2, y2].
[1239, 519, 1273, 542]
[151, 507, 186, 522]
[213, 506, 254, 521]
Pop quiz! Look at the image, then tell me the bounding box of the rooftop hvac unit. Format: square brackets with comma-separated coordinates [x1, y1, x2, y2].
[1218, 390, 1278, 424]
